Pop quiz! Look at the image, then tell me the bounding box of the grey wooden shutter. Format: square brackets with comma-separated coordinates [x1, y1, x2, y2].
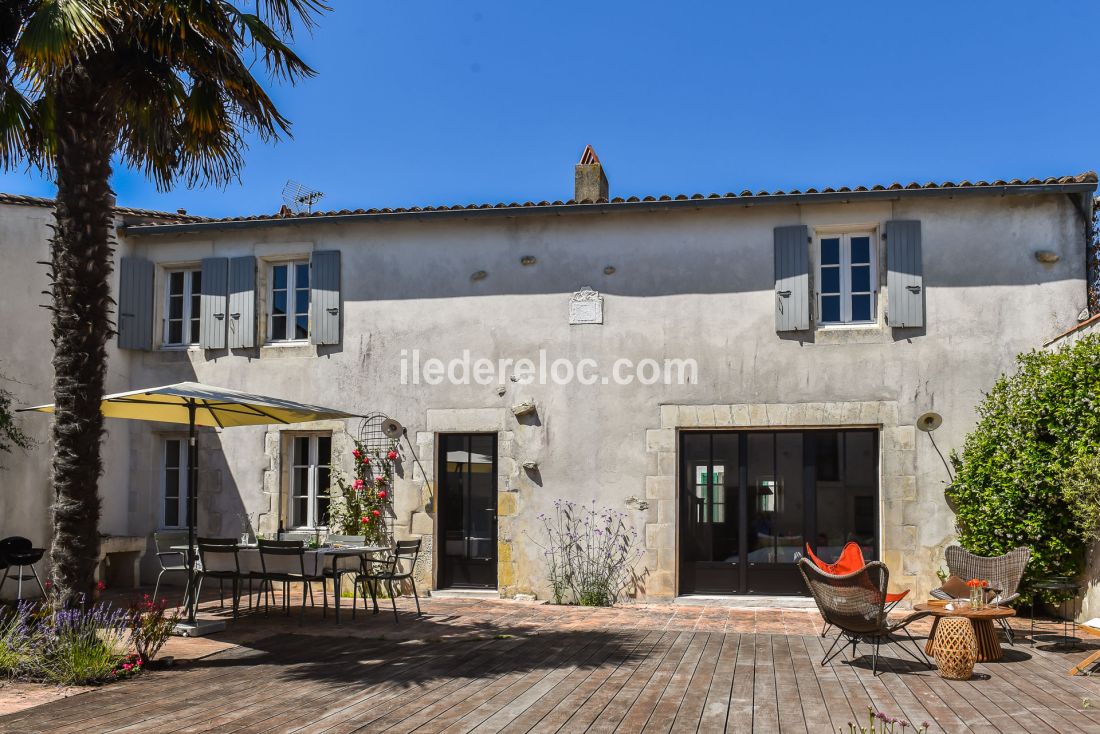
[117, 256, 154, 350]
[774, 225, 810, 331]
[886, 220, 924, 328]
[309, 250, 341, 345]
[199, 257, 228, 349]
[227, 256, 256, 348]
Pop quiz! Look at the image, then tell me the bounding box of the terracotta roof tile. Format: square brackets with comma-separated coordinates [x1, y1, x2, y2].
[0, 191, 207, 222]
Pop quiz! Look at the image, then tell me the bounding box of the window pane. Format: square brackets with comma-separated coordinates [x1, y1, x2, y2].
[191, 271, 202, 294]
[851, 265, 871, 293]
[164, 498, 179, 528]
[821, 295, 840, 323]
[294, 497, 308, 527]
[820, 267, 840, 294]
[316, 497, 330, 527]
[271, 315, 286, 341]
[168, 321, 183, 344]
[169, 272, 184, 296]
[168, 296, 183, 320]
[273, 265, 287, 289]
[294, 436, 310, 464]
[272, 290, 287, 316]
[190, 318, 201, 345]
[293, 466, 309, 496]
[165, 440, 180, 468]
[821, 238, 840, 265]
[295, 315, 309, 340]
[295, 289, 309, 317]
[850, 236, 871, 263]
[317, 466, 330, 494]
[317, 436, 331, 465]
[852, 294, 872, 321]
[295, 263, 310, 290]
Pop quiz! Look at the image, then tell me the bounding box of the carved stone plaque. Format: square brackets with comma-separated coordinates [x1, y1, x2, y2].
[569, 286, 603, 325]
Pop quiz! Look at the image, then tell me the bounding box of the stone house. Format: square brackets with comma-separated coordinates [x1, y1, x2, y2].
[1, 158, 1096, 604]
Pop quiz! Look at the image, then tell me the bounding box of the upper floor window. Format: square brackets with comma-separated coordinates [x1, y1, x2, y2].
[268, 261, 310, 342]
[288, 433, 331, 529]
[164, 269, 201, 346]
[818, 233, 876, 325]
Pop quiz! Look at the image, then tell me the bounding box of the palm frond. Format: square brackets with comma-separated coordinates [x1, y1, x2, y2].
[252, 0, 330, 36]
[0, 83, 34, 167]
[15, 0, 113, 73]
[225, 8, 316, 81]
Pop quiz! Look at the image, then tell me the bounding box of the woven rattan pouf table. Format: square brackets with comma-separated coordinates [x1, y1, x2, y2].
[914, 603, 1016, 663]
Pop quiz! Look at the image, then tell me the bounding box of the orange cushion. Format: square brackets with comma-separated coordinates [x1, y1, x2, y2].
[805, 541, 866, 575]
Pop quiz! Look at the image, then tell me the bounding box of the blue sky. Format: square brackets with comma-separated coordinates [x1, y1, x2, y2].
[2, 2, 1099, 217]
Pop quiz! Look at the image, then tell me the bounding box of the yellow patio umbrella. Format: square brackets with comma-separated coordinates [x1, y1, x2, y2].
[22, 382, 360, 628]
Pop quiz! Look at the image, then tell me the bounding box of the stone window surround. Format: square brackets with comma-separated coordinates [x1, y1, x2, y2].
[643, 400, 916, 601]
[261, 419, 354, 535]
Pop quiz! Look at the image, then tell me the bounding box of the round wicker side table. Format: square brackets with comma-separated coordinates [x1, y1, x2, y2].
[934, 617, 978, 680]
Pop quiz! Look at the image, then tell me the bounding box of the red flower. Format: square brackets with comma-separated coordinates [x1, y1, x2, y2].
[375, 476, 386, 486]
[353, 478, 365, 489]
[387, 450, 398, 461]
[371, 509, 381, 517]
[96, 580, 106, 591]
[378, 490, 387, 499]
[360, 516, 369, 524]
[352, 449, 361, 459]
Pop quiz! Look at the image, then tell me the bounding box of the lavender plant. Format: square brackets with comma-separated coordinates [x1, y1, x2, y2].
[530, 499, 643, 606]
[0, 599, 131, 685]
[37, 602, 131, 685]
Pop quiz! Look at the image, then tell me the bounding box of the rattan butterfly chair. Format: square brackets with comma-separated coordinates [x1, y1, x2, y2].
[930, 546, 1029, 644]
[798, 558, 933, 676]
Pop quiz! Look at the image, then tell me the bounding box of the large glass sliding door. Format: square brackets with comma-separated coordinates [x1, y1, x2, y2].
[679, 429, 878, 596]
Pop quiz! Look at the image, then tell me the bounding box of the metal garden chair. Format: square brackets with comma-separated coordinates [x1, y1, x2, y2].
[195, 537, 243, 618]
[152, 530, 190, 603]
[352, 538, 422, 623]
[256, 539, 326, 622]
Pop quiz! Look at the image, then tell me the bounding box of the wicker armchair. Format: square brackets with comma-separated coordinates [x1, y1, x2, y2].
[930, 546, 1029, 643]
[798, 559, 932, 676]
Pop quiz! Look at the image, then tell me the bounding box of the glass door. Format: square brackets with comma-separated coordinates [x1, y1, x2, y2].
[438, 433, 497, 588]
[679, 433, 740, 593]
[745, 432, 807, 595]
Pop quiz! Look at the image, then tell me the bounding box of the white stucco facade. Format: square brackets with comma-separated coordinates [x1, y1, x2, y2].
[0, 175, 1095, 605]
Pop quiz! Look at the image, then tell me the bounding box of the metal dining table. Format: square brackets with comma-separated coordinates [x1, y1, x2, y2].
[172, 544, 389, 623]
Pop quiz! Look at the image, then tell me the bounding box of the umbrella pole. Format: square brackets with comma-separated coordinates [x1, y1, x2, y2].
[186, 400, 198, 625]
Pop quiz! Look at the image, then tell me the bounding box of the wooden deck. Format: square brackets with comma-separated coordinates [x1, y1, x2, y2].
[3, 624, 1100, 733]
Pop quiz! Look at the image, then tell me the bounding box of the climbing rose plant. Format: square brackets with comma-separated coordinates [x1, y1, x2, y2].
[947, 334, 1100, 597]
[330, 440, 398, 544]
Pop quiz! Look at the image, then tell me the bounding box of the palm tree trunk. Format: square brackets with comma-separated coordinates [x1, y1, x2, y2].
[48, 67, 115, 607]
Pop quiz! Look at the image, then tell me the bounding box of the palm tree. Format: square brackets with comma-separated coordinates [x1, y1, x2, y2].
[0, 0, 327, 607]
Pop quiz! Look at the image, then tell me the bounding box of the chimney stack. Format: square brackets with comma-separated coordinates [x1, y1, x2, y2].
[574, 145, 608, 203]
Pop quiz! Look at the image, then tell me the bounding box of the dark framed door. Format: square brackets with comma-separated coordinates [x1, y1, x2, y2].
[679, 429, 878, 596]
[438, 433, 497, 588]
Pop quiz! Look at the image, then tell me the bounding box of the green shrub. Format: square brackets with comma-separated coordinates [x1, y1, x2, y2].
[1063, 453, 1100, 542]
[947, 334, 1100, 597]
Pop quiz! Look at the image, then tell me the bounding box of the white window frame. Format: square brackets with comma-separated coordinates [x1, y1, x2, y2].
[815, 230, 878, 326]
[266, 260, 310, 344]
[162, 268, 202, 347]
[160, 437, 190, 529]
[286, 433, 332, 530]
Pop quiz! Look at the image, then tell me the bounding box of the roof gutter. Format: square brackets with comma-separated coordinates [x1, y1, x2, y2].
[122, 181, 1099, 238]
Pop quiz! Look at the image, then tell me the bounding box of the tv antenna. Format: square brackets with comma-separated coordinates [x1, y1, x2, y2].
[281, 180, 325, 214]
